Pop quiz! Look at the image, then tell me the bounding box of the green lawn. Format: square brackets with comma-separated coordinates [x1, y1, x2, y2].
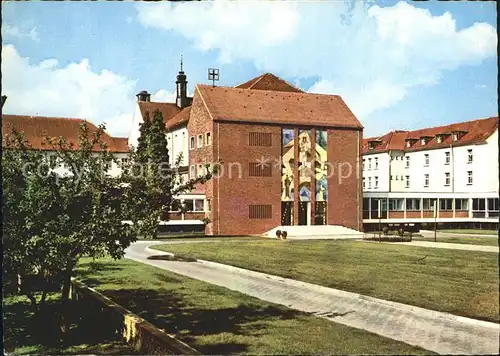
[154, 240, 499, 323]
[414, 236, 498, 246]
[439, 229, 498, 235]
[73, 257, 429, 355]
[3, 294, 137, 355]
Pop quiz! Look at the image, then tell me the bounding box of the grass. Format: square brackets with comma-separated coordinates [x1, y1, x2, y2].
[73, 257, 430, 355]
[3, 293, 137, 355]
[154, 239, 499, 323]
[439, 229, 498, 235]
[413, 236, 498, 246]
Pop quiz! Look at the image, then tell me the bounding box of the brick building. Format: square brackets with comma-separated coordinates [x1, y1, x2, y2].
[129, 69, 364, 235]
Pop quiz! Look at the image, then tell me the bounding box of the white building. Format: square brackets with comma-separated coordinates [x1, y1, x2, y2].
[2, 114, 130, 178]
[362, 116, 499, 230]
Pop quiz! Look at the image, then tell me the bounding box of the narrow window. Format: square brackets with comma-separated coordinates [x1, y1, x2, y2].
[444, 172, 450, 186]
[374, 176, 378, 188]
[424, 174, 429, 187]
[206, 132, 211, 146]
[467, 149, 473, 163]
[445, 151, 450, 165]
[424, 154, 429, 166]
[190, 136, 195, 150]
[374, 157, 378, 170]
[467, 171, 473, 185]
[197, 134, 203, 148]
[405, 156, 410, 168]
[405, 175, 410, 188]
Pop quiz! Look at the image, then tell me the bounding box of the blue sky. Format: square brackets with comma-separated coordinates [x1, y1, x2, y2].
[2, 0, 497, 137]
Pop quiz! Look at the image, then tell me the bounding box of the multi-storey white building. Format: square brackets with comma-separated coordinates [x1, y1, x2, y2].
[362, 116, 499, 230]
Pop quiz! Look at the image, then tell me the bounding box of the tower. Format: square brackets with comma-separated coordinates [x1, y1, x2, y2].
[176, 56, 188, 108]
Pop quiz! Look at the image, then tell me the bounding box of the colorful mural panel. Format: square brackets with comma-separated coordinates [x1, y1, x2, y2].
[281, 129, 295, 201]
[298, 129, 313, 202]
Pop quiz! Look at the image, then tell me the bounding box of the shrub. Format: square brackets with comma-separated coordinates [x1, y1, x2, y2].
[382, 226, 389, 235]
[398, 228, 404, 237]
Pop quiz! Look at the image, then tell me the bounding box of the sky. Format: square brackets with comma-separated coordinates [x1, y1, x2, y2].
[2, 0, 497, 138]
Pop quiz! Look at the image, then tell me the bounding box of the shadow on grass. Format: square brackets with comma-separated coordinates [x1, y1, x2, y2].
[3, 296, 137, 355]
[147, 254, 198, 262]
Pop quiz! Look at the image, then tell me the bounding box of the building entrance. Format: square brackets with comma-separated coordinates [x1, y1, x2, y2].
[281, 202, 293, 226]
[298, 202, 311, 225]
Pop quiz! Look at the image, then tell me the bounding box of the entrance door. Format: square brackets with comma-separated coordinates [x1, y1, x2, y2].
[281, 202, 293, 226]
[298, 202, 311, 225]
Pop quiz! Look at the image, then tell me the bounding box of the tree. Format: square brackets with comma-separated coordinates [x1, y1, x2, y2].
[127, 109, 217, 238]
[2, 124, 137, 321]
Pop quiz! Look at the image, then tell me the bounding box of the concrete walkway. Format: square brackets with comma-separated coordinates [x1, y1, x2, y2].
[360, 240, 498, 253]
[125, 241, 499, 355]
[420, 230, 498, 238]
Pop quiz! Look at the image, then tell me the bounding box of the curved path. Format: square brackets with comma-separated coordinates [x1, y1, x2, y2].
[125, 241, 499, 355]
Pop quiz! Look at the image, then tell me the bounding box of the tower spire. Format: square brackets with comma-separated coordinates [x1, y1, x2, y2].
[180, 55, 183, 72]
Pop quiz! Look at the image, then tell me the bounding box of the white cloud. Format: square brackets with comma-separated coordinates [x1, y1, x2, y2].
[1, 44, 137, 137]
[136, 0, 497, 121]
[2, 24, 40, 42]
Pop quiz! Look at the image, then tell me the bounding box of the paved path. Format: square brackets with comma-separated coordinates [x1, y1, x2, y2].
[125, 241, 499, 355]
[359, 240, 498, 253]
[420, 230, 498, 238]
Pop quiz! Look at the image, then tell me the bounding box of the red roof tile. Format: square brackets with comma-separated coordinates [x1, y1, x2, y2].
[165, 106, 191, 130]
[2, 114, 129, 153]
[363, 117, 498, 154]
[138, 101, 181, 124]
[235, 73, 304, 93]
[196, 84, 362, 129]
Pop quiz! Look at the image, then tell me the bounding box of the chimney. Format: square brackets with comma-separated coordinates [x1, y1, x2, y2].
[176, 55, 188, 108]
[136, 90, 151, 102]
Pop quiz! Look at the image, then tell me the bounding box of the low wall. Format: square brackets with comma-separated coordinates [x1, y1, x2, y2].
[70, 279, 200, 355]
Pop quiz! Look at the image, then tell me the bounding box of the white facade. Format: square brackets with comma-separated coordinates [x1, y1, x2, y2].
[363, 127, 499, 226]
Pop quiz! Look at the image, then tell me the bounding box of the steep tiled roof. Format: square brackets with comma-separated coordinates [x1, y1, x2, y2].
[165, 106, 191, 130]
[363, 116, 498, 154]
[235, 73, 304, 93]
[138, 101, 181, 124]
[2, 114, 129, 152]
[196, 84, 362, 129]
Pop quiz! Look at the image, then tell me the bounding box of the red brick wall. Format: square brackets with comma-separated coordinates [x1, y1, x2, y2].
[187, 88, 215, 233]
[214, 122, 282, 235]
[388, 211, 405, 219]
[406, 211, 421, 219]
[327, 129, 362, 231]
[439, 211, 453, 218]
[455, 211, 469, 218]
[422, 211, 434, 218]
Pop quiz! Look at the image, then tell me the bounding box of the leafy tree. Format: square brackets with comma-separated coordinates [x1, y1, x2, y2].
[127, 109, 217, 238]
[2, 124, 136, 321]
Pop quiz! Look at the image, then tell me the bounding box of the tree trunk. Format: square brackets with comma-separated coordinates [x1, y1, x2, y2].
[60, 261, 75, 340]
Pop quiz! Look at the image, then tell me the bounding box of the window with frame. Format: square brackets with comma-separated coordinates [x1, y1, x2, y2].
[405, 156, 410, 168]
[455, 198, 468, 211]
[207, 199, 211, 212]
[190, 136, 195, 150]
[368, 158, 372, 170]
[424, 154, 429, 166]
[374, 176, 378, 188]
[184, 199, 194, 212]
[388, 198, 404, 211]
[405, 175, 410, 188]
[170, 199, 181, 212]
[445, 151, 450, 165]
[374, 157, 378, 170]
[423, 198, 437, 211]
[406, 198, 421, 211]
[439, 198, 453, 211]
[362, 159, 365, 171]
[368, 177, 372, 189]
[190, 165, 196, 179]
[194, 199, 204, 212]
[121, 157, 129, 166]
[488, 198, 499, 212]
[206, 132, 211, 146]
[424, 174, 429, 187]
[197, 134, 203, 148]
[362, 177, 365, 189]
[444, 172, 450, 186]
[467, 149, 473, 163]
[472, 198, 485, 211]
[467, 171, 473, 185]
[197, 164, 203, 177]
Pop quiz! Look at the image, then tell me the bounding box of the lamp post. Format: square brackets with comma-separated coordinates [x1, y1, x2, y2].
[434, 201, 437, 242]
[378, 199, 382, 243]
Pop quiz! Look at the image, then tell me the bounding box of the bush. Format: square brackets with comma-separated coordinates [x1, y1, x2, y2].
[382, 226, 389, 235]
[398, 228, 404, 237]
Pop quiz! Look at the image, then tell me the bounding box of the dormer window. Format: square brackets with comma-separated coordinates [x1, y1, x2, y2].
[405, 138, 417, 148]
[435, 133, 450, 144]
[451, 130, 467, 141]
[367, 139, 382, 150]
[420, 136, 433, 146]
